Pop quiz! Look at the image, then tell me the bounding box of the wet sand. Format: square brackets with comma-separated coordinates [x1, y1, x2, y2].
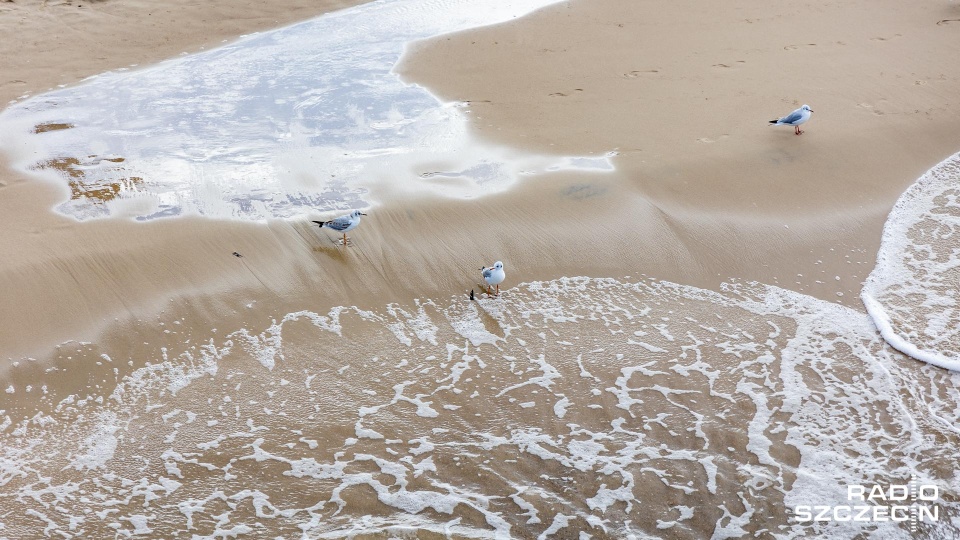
[396, 0, 960, 292]
[1, 0, 960, 537]
[2, 0, 959, 362]
[0, 0, 373, 359]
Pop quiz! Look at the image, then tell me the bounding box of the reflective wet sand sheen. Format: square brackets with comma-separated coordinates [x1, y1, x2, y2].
[1, 0, 960, 537]
[0, 0, 608, 222]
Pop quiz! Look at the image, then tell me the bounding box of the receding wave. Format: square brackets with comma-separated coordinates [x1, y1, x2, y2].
[1, 277, 957, 538]
[0, 0, 614, 222]
[861, 151, 960, 371]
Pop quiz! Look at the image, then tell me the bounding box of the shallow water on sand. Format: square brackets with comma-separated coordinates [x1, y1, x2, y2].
[1, 0, 960, 537]
[1, 277, 958, 538]
[0, 0, 613, 222]
[862, 152, 960, 372]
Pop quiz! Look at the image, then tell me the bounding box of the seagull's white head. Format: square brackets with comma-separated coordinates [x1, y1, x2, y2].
[801, 104, 813, 112]
[493, 261, 503, 270]
[352, 210, 368, 218]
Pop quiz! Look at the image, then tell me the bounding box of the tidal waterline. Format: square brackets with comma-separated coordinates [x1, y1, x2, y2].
[0, 0, 614, 222]
[1, 0, 959, 536]
[2, 276, 957, 538]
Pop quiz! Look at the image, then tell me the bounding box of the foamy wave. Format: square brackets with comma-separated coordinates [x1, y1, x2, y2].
[1, 277, 958, 538]
[862, 151, 960, 371]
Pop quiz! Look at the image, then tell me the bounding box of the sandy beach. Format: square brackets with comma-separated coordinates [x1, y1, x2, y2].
[2, 0, 959, 361]
[1, 0, 959, 537]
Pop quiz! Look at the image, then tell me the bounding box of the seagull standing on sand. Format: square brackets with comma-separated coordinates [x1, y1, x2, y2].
[481, 261, 506, 296]
[769, 104, 813, 135]
[313, 210, 367, 246]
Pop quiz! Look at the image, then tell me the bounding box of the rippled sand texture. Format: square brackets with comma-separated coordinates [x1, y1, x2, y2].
[2, 0, 960, 537]
[1, 278, 958, 538]
[863, 153, 960, 371]
[3, 0, 960, 358]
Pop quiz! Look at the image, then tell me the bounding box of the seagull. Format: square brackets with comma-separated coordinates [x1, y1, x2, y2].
[480, 261, 505, 296]
[769, 104, 813, 135]
[313, 210, 367, 246]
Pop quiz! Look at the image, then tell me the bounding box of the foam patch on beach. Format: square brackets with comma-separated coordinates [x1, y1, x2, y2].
[862, 151, 960, 371]
[0, 0, 615, 221]
[1, 277, 957, 538]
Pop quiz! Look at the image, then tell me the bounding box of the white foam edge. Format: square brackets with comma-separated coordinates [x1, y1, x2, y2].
[861, 293, 960, 371]
[860, 149, 960, 371]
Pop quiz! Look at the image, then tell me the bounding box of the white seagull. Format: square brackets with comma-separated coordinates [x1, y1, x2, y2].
[480, 261, 506, 296]
[313, 210, 367, 246]
[769, 104, 813, 135]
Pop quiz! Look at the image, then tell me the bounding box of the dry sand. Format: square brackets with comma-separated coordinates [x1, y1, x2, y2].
[1, 0, 959, 367]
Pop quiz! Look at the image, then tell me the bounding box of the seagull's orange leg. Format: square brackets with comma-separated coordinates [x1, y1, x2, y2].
[496, 284, 500, 295]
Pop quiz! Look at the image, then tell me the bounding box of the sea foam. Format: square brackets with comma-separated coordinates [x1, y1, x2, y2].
[2, 276, 957, 538]
[862, 151, 960, 371]
[0, 0, 613, 222]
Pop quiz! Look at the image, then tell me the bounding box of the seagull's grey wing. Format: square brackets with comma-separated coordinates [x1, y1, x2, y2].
[780, 111, 803, 125]
[325, 216, 352, 231]
[482, 267, 493, 279]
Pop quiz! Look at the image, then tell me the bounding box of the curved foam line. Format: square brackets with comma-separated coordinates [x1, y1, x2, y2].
[861, 150, 960, 371]
[861, 293, 960, 371]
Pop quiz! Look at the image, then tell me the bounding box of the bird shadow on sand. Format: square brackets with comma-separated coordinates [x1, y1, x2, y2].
[309, 239, 355, 262]
[287, 221, 353, 261]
